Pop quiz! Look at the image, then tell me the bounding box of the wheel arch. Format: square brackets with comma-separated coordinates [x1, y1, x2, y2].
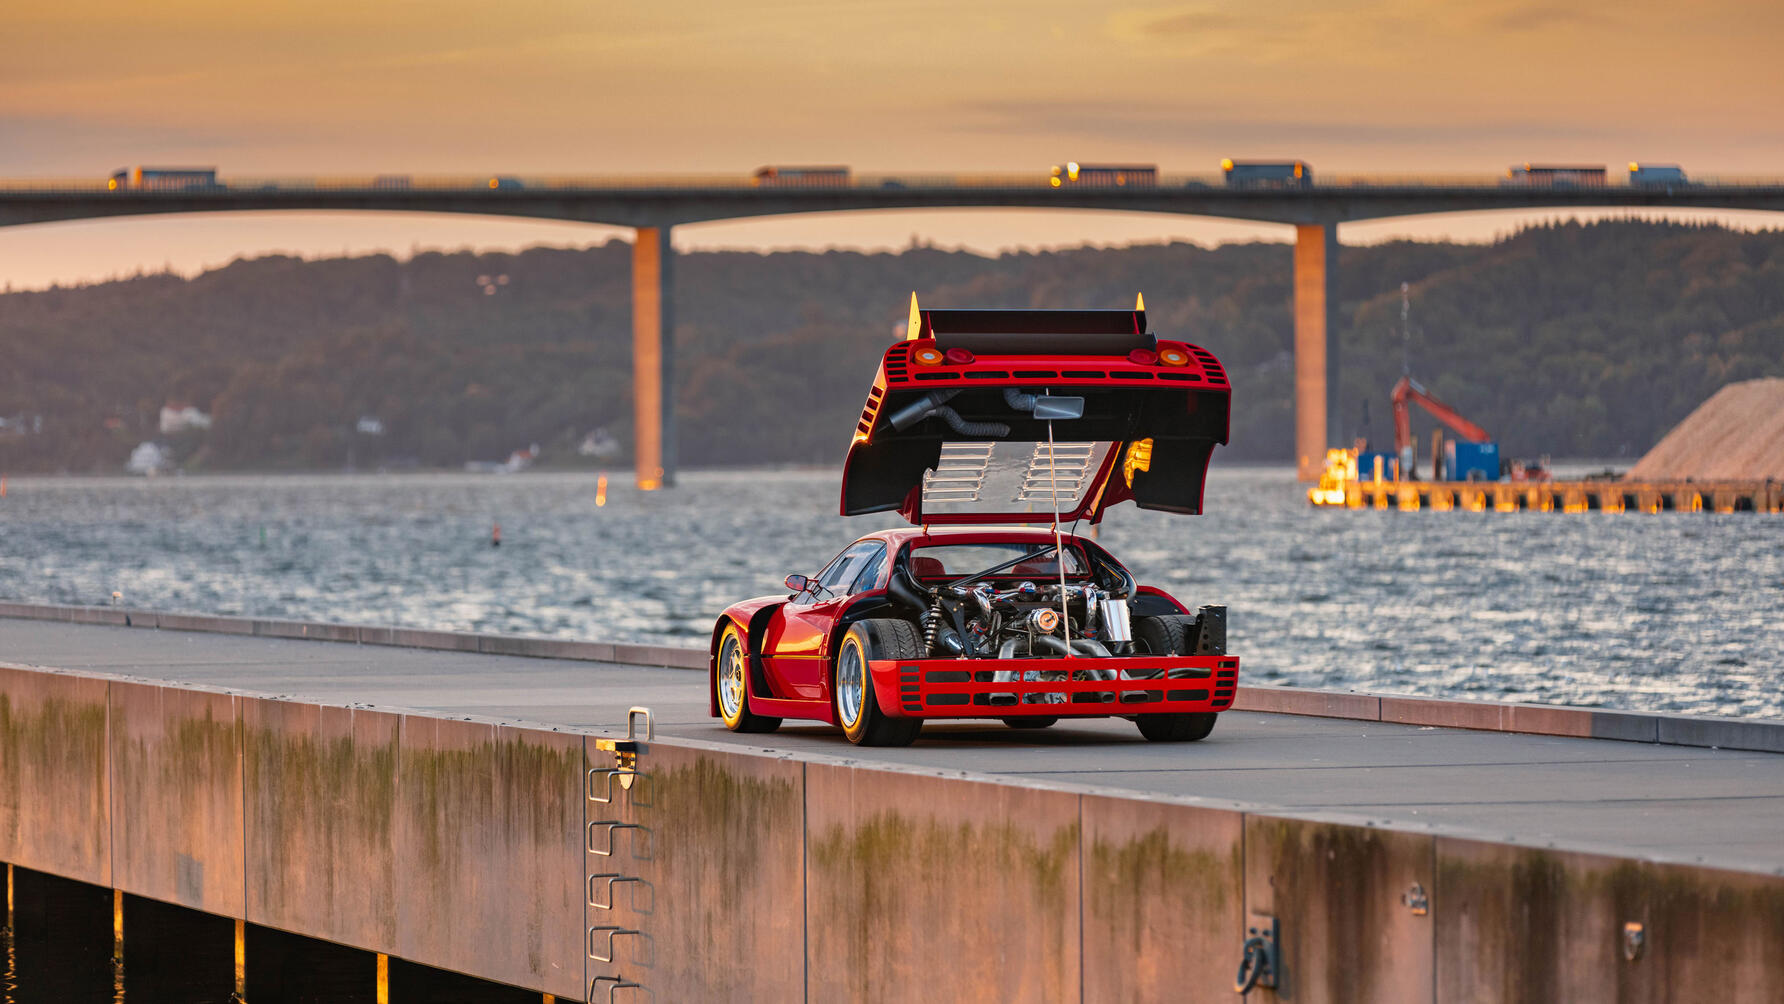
[1132, 584, 1191, 616]
[709, 603, 785, 717]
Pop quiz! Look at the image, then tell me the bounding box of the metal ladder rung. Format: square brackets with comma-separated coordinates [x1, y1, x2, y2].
[590, 976, 642, 1002]
[588, 873, 644, 910]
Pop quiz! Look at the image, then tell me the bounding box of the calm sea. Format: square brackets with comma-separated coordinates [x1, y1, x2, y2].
[1, 466, 1778, 718]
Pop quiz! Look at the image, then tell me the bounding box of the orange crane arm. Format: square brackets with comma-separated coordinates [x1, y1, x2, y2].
[1391, 376, 1491, 456]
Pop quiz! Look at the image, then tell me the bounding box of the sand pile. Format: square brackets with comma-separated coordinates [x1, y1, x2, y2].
[1627, 378, 1784, 481]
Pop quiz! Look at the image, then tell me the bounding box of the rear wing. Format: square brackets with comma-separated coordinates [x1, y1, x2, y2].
[841, 307, 1231, 524]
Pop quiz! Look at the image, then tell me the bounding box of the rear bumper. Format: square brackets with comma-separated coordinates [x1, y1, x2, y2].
[868, 655, 1238, 719]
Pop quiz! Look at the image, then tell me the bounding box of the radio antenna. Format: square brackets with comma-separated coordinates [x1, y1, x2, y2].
[1046, 400, 1071, 653]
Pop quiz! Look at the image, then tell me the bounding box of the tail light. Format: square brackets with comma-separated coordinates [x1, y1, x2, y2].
[912, 345, 946, 366]
[943, 347, 975, 365]
[1128, 348, 1158, 365]
[1157, 345, 1191, 367]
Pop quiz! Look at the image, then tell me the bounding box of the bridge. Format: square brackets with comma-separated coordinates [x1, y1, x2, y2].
[7, 171, 1784, 484]
[1, 603, 1780, 1000]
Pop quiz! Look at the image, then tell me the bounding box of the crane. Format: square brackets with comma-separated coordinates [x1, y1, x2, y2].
[1392, 376, 1489, 481]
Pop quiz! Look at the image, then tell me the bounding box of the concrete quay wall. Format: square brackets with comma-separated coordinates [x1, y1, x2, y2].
[3, 664, 1781, 1002]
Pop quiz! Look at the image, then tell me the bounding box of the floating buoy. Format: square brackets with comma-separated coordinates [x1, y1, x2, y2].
[595, 473, 608, 508]
[491, 521, 502, 547]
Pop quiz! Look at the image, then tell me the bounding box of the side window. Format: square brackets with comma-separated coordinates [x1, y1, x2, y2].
[811, 542, 881, 600]
[848, 545, 888, 594]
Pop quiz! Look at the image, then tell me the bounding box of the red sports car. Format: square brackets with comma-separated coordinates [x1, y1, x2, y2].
[709, 303, 1238, 745]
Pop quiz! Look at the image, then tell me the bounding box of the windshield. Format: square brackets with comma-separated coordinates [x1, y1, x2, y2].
[907, 543, 1087, 581]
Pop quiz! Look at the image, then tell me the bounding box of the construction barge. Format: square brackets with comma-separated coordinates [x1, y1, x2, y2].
[1309, 450, 1781, 513]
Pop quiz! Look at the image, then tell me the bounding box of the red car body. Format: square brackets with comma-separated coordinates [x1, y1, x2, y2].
[710, 304, 1237, 743]
[710, 526, 1237, 724]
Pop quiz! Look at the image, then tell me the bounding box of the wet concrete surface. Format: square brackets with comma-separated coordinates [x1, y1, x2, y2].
[3, 619, 1780, 875]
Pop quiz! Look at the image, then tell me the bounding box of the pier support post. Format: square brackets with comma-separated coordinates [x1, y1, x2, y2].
[632, 226, 675, 490]
[1294, 223, 1341, 481]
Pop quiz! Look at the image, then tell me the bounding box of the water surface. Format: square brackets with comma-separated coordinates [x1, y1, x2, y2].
[1, 467, 1778, 717]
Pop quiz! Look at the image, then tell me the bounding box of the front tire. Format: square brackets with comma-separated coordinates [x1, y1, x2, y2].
[835, 620, 923, 747]
[716, 621, 781, 734]
[1135, 712, 1217, 742]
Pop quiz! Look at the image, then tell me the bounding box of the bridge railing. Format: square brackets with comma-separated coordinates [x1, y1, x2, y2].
[3, 173, 1783, 194]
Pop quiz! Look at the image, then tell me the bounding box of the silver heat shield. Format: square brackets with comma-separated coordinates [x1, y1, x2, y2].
[1098, 597, 1133, 644]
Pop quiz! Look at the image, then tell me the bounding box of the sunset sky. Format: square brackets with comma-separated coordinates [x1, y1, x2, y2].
[4, 0, 1782, 288]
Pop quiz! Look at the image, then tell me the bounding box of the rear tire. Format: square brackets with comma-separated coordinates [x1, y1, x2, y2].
[716, 621, 781, 734]
[1135, 712, 1217, 742]
[1001, 717, 1059, 729]
[1133, 614, 1194, 658]
[835, 619, 924, 747]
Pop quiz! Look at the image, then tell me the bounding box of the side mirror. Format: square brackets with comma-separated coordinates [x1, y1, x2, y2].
[784, 573, 811, 594]
[1033, 395, 1085, 421]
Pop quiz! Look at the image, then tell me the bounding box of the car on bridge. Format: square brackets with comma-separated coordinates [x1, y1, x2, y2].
[709, 303, 1239, 745]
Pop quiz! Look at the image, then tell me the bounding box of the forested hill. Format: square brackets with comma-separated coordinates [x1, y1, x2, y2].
[2, 219, 1781, 473]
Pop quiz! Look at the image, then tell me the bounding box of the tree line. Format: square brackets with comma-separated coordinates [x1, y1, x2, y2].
[0, 219, 1779, 473]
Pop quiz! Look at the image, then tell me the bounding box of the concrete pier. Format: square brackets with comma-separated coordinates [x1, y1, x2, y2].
[1294, 224, 1340, 482]
[631, 225, 674, 490]
[1318, 478, 1784, 513]
[2, 614, 1781, 1001]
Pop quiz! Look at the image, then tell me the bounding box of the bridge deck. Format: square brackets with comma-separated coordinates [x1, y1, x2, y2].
[4, 618, 1779, 875]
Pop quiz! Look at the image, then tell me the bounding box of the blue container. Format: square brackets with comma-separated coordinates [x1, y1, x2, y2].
[1445, 441, 1500, 481]
[1358, 451, 1397, 480]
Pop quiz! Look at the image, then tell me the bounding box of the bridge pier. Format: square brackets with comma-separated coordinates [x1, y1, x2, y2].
[1294, 223, 1341, 481]
[631, 226, 674, 490]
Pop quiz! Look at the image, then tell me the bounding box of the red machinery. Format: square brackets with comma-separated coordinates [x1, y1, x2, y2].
[1392, 376, 1490, 481]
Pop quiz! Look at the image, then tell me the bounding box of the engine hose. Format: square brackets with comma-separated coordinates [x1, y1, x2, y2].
[932, 406, 1010, 438]
[1003, 387, 1039, 411]
[887, 390, 959, 431]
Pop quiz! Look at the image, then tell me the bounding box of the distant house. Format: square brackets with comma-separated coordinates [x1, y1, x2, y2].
[465, 444, 539, 474]
[126, 442, 171, 475]
[159, 402, 212, 434]
[356, 416, 386, 436]
[0, 414, 41, 436]
[578, 427, 620, 459]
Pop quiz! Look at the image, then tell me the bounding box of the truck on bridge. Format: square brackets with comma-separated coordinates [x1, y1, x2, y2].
[107, 166, 219, 191]
[1048, 163, 1157, 187]
[1629, 162, 1689, 187]
[1503, 163, 1607, 187]
[1220, 159, 1313, 188]
[752, 165, 851, 187]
